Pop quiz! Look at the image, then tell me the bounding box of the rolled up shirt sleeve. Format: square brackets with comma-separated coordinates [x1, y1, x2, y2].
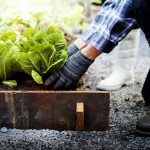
[82, 0, 138, 53]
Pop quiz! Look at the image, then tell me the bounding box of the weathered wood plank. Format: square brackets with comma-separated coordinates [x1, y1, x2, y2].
[0, 91, 110, 131]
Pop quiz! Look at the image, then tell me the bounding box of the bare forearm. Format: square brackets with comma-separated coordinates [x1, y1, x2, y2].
[74, 38, 101, 60]
[81, 44, 101, 61]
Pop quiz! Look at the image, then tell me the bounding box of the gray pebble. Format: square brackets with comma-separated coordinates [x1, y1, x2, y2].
[1, 127, 8, 133]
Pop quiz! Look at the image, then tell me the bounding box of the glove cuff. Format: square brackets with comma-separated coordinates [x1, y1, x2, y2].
[67, 43, 79, 57]
[76, 51, 94, 65]
[61, 51, 93, 81]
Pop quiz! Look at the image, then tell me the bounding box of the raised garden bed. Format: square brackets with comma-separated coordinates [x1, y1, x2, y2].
[0, 25, 110, 131]
[0, 80, 110, 131]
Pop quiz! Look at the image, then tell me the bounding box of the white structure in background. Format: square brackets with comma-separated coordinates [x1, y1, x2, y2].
[84, 0, 92, 19]
[97, 29, 140, 91]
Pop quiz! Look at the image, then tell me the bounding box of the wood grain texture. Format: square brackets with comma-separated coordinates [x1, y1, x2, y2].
[0, 91, 110, 131]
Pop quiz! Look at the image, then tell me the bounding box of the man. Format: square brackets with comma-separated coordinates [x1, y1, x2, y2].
[45, 0, 150, 135]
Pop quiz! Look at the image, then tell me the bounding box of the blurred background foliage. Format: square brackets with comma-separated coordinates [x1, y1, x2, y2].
[0, 0, 105, 33]
[0, 0, 82, 31]
[91, 0, 102, 5]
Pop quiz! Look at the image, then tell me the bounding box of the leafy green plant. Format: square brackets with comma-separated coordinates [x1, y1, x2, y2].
[16, 26, 68, 84]
[0, 25, 68, 87]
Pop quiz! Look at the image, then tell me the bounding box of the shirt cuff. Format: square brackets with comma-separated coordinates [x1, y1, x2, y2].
[82, 29, 117, 53]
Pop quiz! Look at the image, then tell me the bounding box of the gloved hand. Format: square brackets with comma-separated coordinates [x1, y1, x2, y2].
[67, 43, 79, 57]
[44, 51, 93, 90]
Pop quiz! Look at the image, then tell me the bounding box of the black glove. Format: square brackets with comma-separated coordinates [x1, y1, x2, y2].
[67, 43, 79, 57]
[44, 51, 93, 90]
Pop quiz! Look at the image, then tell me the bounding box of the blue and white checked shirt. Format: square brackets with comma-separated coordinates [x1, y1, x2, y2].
[82, 0, 138, 53]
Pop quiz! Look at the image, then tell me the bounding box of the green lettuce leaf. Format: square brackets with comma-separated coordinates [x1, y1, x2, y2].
[16, 35, 31, 52]
[44, 50, 67, 74]
[0, 42, 16, 81]
[0, 31, 17, 42]
[32, 30, 47, 43]
[2, 80, 17, 87]
[16, 51, 41, 75]
[47, 33, 67, 52]
[23, 28, 36, 39]
[46, 26, 63, 35]
[31, 70, 43, 84]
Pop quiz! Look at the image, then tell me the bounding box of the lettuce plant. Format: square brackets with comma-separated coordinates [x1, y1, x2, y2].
[0, 25, 67, 86]
[16, 26, 68, 84]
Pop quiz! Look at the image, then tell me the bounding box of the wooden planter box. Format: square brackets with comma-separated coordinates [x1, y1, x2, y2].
[0, 90, 110, 131]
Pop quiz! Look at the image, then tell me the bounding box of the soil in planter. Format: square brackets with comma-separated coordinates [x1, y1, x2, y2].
[0, 72, 84, 91]
[0, 73, 48, 91]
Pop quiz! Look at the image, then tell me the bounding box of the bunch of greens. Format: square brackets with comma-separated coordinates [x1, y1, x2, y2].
[16, 26, 68, 84]
[0, 26, 68, 87]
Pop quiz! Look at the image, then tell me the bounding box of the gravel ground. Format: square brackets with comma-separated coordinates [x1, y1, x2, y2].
[0, 33, 150, 150]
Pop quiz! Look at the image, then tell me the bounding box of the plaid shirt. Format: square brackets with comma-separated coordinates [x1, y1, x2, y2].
[82, 0, 138, 53]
